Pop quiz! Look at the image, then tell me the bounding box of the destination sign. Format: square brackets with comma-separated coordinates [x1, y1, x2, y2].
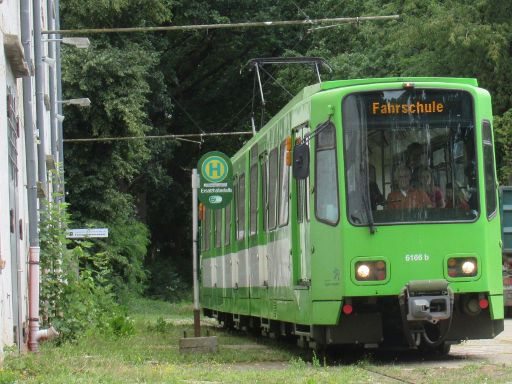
[372, 101, 445, 115]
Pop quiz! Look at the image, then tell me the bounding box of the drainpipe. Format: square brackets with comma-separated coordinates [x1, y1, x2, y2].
[21, 0, 41, 352]
[25, 0, 59, 352]
[47, 0, 58, 194]
[55, 0, 65, 202]
[28, 247, 58, 351]
[33, 0, 48, 192]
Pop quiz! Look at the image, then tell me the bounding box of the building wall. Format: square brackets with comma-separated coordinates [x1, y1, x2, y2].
[0, 0, 55, 361]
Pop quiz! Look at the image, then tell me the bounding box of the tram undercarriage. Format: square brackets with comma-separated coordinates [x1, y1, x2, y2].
[204, 286, 503, 354]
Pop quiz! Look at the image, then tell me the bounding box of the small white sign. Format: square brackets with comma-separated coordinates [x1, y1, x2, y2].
[66, 228, 109, 239]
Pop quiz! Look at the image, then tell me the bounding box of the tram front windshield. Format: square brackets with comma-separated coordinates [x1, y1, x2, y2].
[343, 89, 477, 225]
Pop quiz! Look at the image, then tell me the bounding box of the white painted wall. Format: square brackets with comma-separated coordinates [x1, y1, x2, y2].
[0, 0, 54, 362]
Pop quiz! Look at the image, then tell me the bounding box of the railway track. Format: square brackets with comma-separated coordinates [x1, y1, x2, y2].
[357, 366, 417, 384]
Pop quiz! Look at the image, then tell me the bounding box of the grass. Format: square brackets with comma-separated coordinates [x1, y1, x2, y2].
[1, 298, 512, 383]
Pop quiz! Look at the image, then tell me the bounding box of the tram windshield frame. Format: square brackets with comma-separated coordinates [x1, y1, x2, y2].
[342, 88, 478, 226]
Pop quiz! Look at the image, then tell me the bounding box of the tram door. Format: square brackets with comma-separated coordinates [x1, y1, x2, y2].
[293, 125, 311, 286]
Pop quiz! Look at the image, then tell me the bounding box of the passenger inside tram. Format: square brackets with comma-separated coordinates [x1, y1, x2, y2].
[418, 166, 445, 208]
[386, 165, 432, 210]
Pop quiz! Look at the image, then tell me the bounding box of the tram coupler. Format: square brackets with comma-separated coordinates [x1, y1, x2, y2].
[398, 279, 454, 348]
[404, 279, 453, 323]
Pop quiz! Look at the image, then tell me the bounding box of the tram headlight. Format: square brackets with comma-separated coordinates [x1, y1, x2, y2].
[462, 261, 476, 275]
[356, 264, 370, 279]
[355, 260, 387, 281]
[447, 257, 478, 278]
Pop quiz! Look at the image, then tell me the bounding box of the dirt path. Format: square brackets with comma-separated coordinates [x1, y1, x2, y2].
[449, 318, 512, 365]
[352, 319, 512, 369]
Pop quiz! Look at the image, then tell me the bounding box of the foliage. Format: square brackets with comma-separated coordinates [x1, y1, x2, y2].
[61, 0, 169, 296]
[145, 258, 190, 301]
[39, 171, 133, 342]
[80, 219, 150, 297]
[494, 109, 512, 184]
[108, 315, 135, 337]
[0, 369, 19, 384]
[148, 316, 169, 333]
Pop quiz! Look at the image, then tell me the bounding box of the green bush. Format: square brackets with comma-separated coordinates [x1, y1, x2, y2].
[0, 369, 20, 384]
[147, 316, 170, 333]
[39, 170, 135, 342]
[108, 315, 135, 337]
[145, 259, 191, 302]
[494, 109, 512, 184]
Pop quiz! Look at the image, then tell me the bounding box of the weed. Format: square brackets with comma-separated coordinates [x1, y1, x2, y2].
[311, 351, 321, 368]
[108, 315, 135, 337]
[0, 369, 20, 384]
[147, 316, 170, 333]
[289, 356, 307, 369]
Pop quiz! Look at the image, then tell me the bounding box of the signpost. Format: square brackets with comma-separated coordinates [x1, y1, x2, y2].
[197, 151, 233, 209]
[66, 228, 109, 239]
[191, 151, 233, 339]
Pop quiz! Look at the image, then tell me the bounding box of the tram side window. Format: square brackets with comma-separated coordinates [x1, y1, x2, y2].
[268, 148, 278, 230]
[250, 163, 258, 236]
[482, 120, 497, 218]
[262, 158, 268, 231]
[204, 208, 211, 250]
[298, 177, 310, 223]
[297, 178, 304, 223]
[315, 122, 339, 224]
[225, 203, 231, 246]
[215, 209, 222, 248]
[279, 140, 290, 226]
[200, 210, 205, 251]
[234, 179, 238, 239]
[237, 174, 246, 239]
[306, 176, 310, 222]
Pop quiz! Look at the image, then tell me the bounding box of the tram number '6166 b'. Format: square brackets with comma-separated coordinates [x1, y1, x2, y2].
[404, 254, 430, 262]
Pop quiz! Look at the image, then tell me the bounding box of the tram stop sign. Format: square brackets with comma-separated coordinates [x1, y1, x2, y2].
[197, 151, 233, 209]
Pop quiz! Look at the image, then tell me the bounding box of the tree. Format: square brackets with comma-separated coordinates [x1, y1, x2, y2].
[61, 0, 174, 294]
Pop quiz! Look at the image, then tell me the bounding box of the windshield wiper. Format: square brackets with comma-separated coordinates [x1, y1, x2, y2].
[362, 191, 376, 234]
[358, 163, 376, 234]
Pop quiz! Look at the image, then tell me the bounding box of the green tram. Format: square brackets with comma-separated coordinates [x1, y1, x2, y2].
[200, 77, 504, 352]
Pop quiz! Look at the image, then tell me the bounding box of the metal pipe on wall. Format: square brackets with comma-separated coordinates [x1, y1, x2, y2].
[55, 0, 65, 201]
[21, 0, 40, 354]
[47, 0, 58, 193]
[33, 0, 48, 191]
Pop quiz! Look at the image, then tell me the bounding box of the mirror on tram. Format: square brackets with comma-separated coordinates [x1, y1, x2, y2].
[293, 144, 310, 180]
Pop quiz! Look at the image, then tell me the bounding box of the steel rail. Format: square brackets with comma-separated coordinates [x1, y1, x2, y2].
[358, 366, 417, 384]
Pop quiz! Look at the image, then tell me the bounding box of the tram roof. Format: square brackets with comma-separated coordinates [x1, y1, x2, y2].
[321, 77, 478, 90]
[231, 77, 478, 161]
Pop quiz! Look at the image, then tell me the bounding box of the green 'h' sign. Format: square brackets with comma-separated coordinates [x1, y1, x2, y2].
[197, 151, 233, 209]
